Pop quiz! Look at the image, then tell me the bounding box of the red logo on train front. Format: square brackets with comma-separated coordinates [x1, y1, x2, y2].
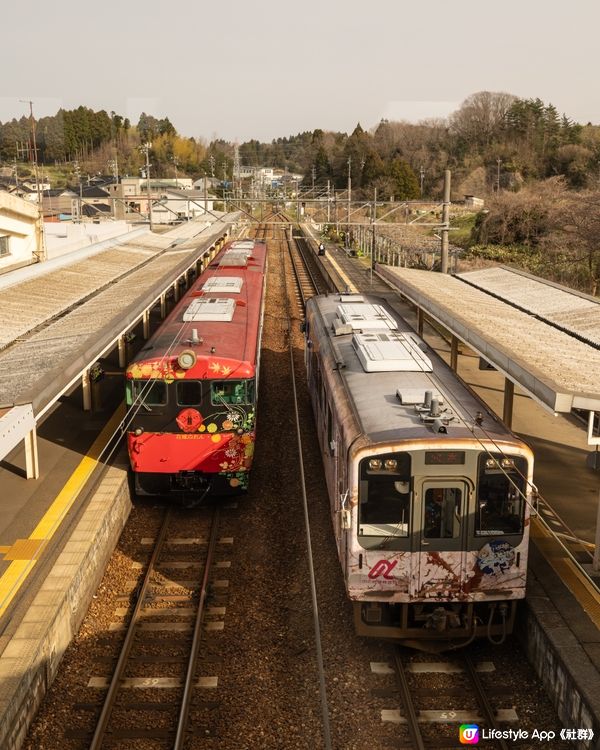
[368, 559, 398, 579]
[176, 408, 203, 433]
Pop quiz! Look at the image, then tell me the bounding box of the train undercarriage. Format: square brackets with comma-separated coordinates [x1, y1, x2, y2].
[354, 599, 518, 652]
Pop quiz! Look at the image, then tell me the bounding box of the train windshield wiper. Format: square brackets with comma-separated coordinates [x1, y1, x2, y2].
[137, 397, 152, 412]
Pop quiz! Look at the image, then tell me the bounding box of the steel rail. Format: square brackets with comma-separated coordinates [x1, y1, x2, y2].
[463, 654, 510, 750]
[173, 504, 221, 749]
[89, 507, 172, 750]
[288, 241, 317, 312]
[392, 649, 426, 750]
[282, 223, 333, 750]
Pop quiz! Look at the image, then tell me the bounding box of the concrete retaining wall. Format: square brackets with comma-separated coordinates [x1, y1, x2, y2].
[0, 464, 131, 749]
[519, 545, 600, 750]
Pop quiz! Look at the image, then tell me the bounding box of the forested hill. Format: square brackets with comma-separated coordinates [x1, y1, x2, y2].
[1, 93, 599, 296]
[2, 92, 599, 199]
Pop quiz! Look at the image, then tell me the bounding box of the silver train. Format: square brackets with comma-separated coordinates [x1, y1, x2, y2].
[305, 293, 534, 649]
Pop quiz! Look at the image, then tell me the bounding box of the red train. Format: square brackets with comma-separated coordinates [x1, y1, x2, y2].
[125, 238, 267, 500]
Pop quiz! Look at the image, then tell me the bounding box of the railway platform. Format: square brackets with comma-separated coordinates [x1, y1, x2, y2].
[0, 217, 239, 748]
[0, 223, 598, 748]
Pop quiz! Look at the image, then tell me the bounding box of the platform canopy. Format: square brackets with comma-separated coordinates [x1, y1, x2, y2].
[377, 265, 600, 414]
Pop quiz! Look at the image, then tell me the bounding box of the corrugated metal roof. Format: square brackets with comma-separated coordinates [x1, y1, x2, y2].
[0, 220, 232, 413]
[457, 266, 600, 347]
[0, 214, 233, 352]
[0, 236, 170, 350]
[377, 265, 600, 413]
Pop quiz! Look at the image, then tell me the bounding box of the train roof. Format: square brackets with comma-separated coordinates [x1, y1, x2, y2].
[128, 239, 266, 379]
[308, 293, 521, 447]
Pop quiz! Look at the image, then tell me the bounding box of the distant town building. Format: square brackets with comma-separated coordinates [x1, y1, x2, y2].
[0, 191, 42, 272]
[464, 195, 485, 209]
[106, 177, 193, 221]
[152, 189, 215, 224]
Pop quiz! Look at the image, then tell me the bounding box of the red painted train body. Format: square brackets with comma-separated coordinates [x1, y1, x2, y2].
[125, 238, 267, 500]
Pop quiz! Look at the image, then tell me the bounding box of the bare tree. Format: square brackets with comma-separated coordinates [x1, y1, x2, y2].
[450, 91, 517, 148]
[474, 177, 566, 246]
[544, 189, 600, 295]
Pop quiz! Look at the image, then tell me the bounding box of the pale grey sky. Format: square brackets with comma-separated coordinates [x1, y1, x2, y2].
[1, 0, 598, 142]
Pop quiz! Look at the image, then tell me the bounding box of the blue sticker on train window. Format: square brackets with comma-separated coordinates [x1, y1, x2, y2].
[477, 540, 515, 575]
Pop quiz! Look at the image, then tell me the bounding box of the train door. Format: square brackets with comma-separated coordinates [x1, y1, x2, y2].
[334, 446, 348, 569]
[414, 479, 470, 596]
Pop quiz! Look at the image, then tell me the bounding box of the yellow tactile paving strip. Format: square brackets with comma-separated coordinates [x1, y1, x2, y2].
[4, 539, 45, 560]
[531, 516, 600, 628]
[0, 403, 125, 618]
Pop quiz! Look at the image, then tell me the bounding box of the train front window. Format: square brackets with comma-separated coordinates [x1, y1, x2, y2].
[358, 453, 411, 539]
[177, 380, 202, 406]
[211, 380, 254, 405]
[476, 454, 526, 536]
[424, 487, 461, 539]
[131, 380, 167, 409]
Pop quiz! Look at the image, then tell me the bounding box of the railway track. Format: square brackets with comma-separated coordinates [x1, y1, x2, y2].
[23, 218, 570, 750]
[65, 505, 225, 747]
[279, 220, 333, 750]
[375, 648, 518, 749]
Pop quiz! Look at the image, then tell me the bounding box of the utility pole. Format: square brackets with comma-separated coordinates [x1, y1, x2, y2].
[347, 156, 351, 245]
[233, 144, 240, 199]
[420, 165, 425, 197]
[311, 165, 316, 195]
[172, 156, 179, 188]
[440, 169, 451, 274]
[496, 158, 502, 193]
[334, 189, 338, 237]
[326, 180, 331, 223]
[73, 160, 82, 223]
[140, 142, 153, 231]
[371, 187, 377, 281]
[20, 99, 46, 260]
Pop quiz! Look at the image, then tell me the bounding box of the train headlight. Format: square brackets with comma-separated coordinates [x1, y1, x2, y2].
[177, 349, 197, 370]
[369, 459, 382, 470]
[134, 427, 143, 436]
[384, 459, 397, 471]
[485, 458, 498, 469]
[501, 458, 515, 469]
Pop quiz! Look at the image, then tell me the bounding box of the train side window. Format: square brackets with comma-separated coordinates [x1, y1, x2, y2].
[476, 454, 526, 536]
[211, 380, 250, 405]
[177, 380, 202, 406]
[132, 379, 167, 407]
[424, 487, 461, 539]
